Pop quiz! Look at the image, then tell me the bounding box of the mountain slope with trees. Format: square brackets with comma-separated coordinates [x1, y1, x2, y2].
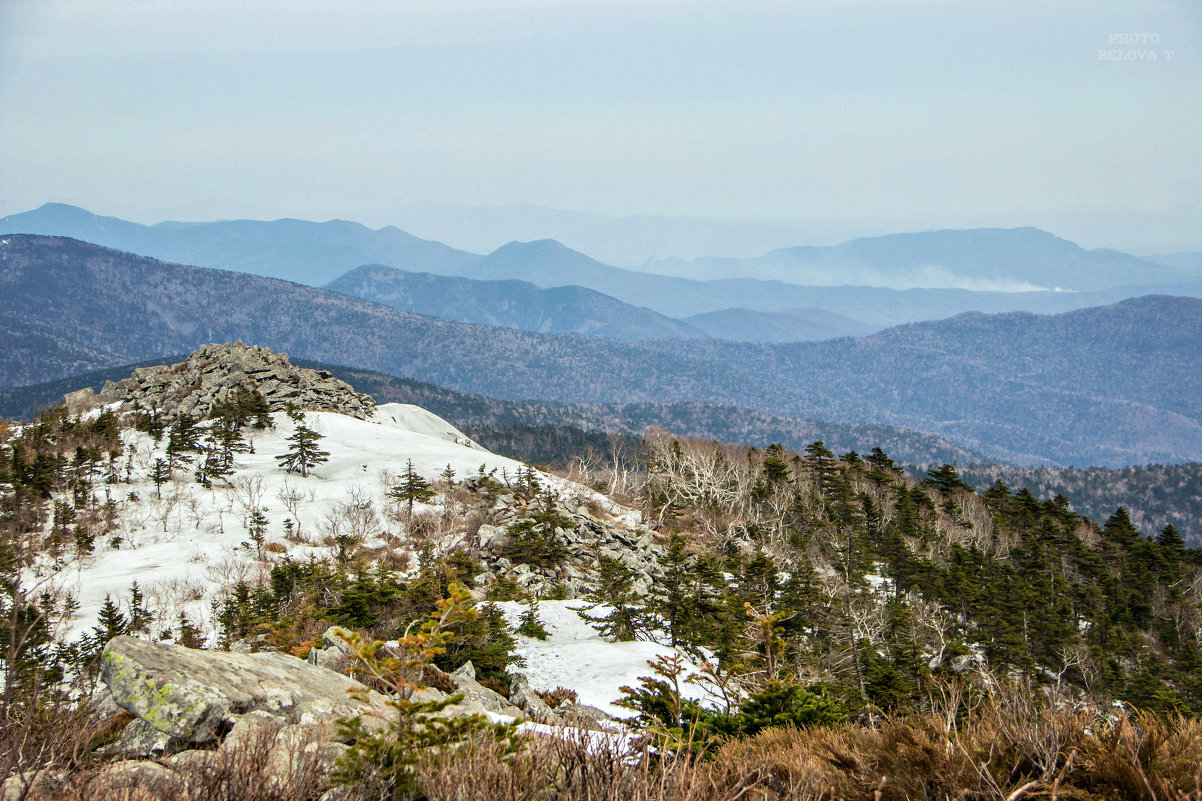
[3, 235, 1202, 467]
[324, 263, 706, 340]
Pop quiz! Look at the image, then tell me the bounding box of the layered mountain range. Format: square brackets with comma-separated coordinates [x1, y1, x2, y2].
[5, 204, 1200, 330]
[2, 234, 1201, 467]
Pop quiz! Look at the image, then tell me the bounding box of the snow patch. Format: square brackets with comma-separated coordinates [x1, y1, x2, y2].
[496, 600, 713, 719]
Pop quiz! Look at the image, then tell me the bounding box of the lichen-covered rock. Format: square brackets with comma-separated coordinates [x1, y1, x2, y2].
[102, 717, 190, 759]
[101, 636, 394, 743]
[86, 342, 375, 422]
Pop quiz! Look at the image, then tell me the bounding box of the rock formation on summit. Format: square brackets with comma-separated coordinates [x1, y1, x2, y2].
[64, 342, 375, 421]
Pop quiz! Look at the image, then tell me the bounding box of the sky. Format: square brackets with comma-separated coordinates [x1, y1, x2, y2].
[0, 0, 1199, 252]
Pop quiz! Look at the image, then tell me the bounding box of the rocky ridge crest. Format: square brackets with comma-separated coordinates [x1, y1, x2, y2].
[65, 342, 375, 421]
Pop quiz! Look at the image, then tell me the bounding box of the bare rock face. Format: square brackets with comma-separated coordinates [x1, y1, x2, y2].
[84, 341, 375, 421]
[100, 636, 394, 743]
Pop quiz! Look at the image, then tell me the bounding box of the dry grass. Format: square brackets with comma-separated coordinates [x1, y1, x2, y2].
[409, 687, 1202, 801]
[6, 682, 1202, 801]
[22, 717, 332, 801]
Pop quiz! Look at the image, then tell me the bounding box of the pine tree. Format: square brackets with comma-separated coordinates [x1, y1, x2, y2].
[211, 416, 251, 467]
[276, 418, 329, 477]
[165, 413, 202, 469]
[923, 463, 972, 494]
[804, 441, 838, 499]
[388, 460, 435, 518]
[516, 596, 549, 640]
[151, 457, 170, 499]
[247, 508, 269, 558]
[128, 582, 151, 634]
[94, 594, 128, 643]
[178, 612, 205, 648]
[652, 533, 694, 647]
[579, 553, 648, 642]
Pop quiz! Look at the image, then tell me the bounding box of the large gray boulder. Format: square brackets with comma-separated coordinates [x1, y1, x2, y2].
[101, 636, 395, 743]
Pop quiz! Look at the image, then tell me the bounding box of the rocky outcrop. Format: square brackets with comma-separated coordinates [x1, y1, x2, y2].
[466, 480, 661, 599]
[100, 636, 396, 743]
[66, 342, 375, 421]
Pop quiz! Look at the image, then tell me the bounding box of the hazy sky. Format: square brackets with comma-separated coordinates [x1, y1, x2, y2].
[1, 0, 1199, 249]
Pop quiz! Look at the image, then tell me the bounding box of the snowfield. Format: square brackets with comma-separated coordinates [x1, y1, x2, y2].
[34, 399, 676, 728]
[44, 403, 530, 642]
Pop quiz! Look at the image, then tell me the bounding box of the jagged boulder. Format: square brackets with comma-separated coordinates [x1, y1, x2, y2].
[100, 636, 394, 743]
[75, 341, 375, 421]
[509, 673, 555, 723]
[444, 661, 525, 719]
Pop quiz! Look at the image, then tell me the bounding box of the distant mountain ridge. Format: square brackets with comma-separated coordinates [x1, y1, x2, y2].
[323, 264, 706, 340]
[3, 235, 1201, 467]
[647, 227, 1194, 291]
[0, 203, 478, 286]
[682, 306, 875, 342]
[7, 204, 1202, 329]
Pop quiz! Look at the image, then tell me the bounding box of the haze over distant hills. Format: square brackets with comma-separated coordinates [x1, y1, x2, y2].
[360, 201, 1202, 266]
[325, 264, 874, 343]
[681, 307, 874, 342]
[646, 227, 1196, 291]
[3, 234, 1202, 467]
[6, 204, 1202, 330]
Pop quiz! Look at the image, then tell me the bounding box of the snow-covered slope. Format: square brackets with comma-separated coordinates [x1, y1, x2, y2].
[46, 403, 528, 642]
[496, 600, 714, 718]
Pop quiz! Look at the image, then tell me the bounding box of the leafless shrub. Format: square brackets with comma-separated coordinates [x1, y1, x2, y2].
[28, 717, 332, 801]
[535, 686, 579, 709]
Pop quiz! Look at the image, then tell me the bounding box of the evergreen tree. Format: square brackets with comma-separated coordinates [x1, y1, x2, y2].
[579, 553, 648, 642]
[93, 594, 128, 643]
[165, 413, 202, 469]
[652, 533, 694, 647]
[500, 490, 571, 569]
[178, 612, 205, 648]
[276, 418, 329, 477]
[923, 463, 972, 494]
[516, 596, 549, 640]
[210, 416, 251, 466]
[247, 508, 269, 558]
[388, 460, 435, 518]
[804, 441, 839, 500]
[128, 582, 151, 634]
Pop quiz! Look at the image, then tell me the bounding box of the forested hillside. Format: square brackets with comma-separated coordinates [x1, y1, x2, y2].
[6, 374, 1202, 799]
[0, 358, 987, 467]
[324, 263, 705, 340]
[955, 462, 1202, 547]
[4, 235, 1202, 467]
